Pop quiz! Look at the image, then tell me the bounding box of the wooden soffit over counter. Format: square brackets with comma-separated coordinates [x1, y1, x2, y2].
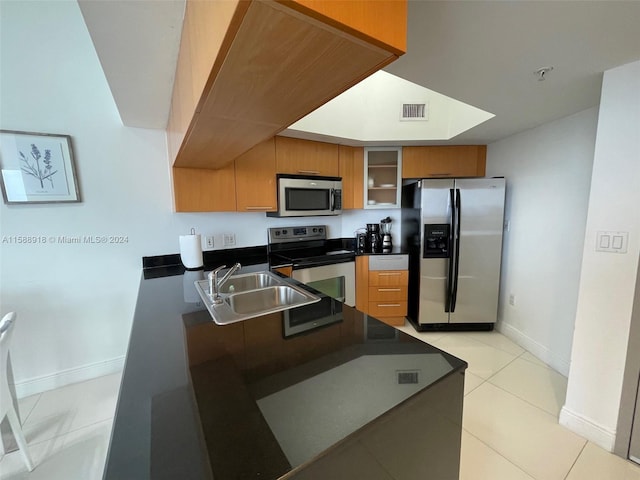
[167, 0, 407, 170]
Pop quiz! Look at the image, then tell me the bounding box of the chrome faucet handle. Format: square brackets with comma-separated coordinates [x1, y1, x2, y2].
[218, 262, 242, 288]
[208, 265, 226, 299]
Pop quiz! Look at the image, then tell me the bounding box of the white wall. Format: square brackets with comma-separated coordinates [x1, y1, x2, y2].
[560, 60, 640, 451]
[0, 1, 347, 396]
[486, 108, 598, 376]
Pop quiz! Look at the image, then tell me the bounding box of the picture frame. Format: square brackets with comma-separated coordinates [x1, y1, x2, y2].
[0, 129, 81, 204]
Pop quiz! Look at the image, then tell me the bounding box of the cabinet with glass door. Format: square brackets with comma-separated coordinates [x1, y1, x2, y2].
[364, 147, 402, 208]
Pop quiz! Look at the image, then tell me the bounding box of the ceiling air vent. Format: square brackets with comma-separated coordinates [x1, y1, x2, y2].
[401, 103, 428, 121]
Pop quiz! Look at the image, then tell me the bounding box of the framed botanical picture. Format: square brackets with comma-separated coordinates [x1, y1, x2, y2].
[0, 130, 81, 204]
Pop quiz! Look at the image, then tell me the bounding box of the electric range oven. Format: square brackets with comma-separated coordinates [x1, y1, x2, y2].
[268, 225, 355, 307]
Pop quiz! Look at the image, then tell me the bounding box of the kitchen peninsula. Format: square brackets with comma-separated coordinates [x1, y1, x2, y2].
[104, 251, 467, 480]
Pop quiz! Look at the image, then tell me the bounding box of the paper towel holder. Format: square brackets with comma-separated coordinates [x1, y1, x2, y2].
[180, 227, 204, 270]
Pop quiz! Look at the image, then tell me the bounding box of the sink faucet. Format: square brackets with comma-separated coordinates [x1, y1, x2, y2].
[208, 262, 242, 304]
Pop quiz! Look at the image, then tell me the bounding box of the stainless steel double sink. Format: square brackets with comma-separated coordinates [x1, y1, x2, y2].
[195, 271, 321, 325]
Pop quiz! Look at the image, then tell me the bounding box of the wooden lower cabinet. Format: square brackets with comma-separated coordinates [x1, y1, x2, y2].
[272, 266, 292, 277]
[355, 255, 408, 327]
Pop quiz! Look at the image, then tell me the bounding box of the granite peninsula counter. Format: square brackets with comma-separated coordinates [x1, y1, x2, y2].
[104, 261, 467, 480]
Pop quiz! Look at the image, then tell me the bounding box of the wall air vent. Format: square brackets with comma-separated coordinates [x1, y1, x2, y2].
[401, 103, 428, 121]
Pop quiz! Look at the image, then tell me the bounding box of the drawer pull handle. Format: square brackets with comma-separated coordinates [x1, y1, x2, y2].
[378, 303, 401, 307]
[430, 173, 452, 176]
[245, 206, 274, 210]
[378, 288, 401, 292]
[378, 272, 402, 276]
[297, 170, 320, 175]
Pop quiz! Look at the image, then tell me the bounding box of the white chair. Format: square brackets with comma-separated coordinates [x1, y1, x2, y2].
[0, 312, 34, 471]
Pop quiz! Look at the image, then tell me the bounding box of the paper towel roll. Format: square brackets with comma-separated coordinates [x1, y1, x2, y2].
[179, 233, 203, 269]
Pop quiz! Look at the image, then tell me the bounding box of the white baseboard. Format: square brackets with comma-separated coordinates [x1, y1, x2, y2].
[14, 356, 125, 398]
[496, 321, 571, 377]
[559, 406, 616, 451]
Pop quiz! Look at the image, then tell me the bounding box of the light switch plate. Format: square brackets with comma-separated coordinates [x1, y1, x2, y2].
[596, 231, 628, 254]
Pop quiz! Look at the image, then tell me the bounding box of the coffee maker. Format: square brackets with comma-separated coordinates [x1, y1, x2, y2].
[380, 217, 392, 251]
[366, 223, 381, 253]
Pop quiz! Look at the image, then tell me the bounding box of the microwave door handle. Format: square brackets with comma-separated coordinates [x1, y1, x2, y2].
[330, 188, 335, 211]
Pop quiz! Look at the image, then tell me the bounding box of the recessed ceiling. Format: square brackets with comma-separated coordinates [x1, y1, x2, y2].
[285, 71, 494, 143]
[384, 0, 640, 144]
[80, 1, 640, 145]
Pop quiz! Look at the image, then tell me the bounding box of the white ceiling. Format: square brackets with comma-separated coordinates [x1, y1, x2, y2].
[78, 0, 184, 129]
[79, 0, 640, 144]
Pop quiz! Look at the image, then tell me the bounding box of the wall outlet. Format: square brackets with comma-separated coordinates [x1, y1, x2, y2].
[223, 233, 236, 247]
[205, 236, 215, 249]
[509, 293, 516, 306]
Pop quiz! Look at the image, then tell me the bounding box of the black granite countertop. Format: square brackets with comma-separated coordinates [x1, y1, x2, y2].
[104, 254, 465, 480]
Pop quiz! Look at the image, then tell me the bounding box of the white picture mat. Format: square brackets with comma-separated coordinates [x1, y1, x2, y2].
[0, 130, 80, 203]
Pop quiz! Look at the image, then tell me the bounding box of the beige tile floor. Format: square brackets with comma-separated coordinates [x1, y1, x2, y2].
[0, 372, 120, 479]
[398, 326, 640, 480]
[2, 330, 640, 479]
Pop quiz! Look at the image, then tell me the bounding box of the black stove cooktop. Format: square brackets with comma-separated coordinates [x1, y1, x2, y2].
[268, 225, 355, 269]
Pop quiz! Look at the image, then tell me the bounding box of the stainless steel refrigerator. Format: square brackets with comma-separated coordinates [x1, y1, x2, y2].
[401, 178, 506, 331]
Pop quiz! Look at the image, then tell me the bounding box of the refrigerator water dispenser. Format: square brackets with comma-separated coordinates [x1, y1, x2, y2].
[423, 224, 450, 258]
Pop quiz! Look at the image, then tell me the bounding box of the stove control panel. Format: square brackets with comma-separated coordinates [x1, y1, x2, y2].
[268, 225, 327, 244]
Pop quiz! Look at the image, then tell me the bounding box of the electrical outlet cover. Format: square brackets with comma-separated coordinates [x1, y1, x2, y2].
[223, 233, 236, 246]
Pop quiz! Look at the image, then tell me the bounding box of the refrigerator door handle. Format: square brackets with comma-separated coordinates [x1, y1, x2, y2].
[445, 188, 456, 313]
[450, 188, 462, 312]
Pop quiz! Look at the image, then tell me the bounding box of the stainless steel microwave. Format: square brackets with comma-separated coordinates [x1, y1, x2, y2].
[267, 174, 342, 217]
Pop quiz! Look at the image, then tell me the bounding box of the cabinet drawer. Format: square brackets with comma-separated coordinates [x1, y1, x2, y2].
[368, 301, 407, 317]
[369, 270, 408, 286]
[368, 255, 408, 271]
[368, 286, 407, 301]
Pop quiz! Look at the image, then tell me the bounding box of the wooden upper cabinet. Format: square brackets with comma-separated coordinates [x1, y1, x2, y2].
[167, 0, 242, 165]
[275, 137, 339, 177]
[338, 145, 364, 209]
[173, 164, 237, 212]
[402, 146, 487, 179]
[283, 0, 406, 55]
[168, 0, 407, 170]
[235, 138, 277, 212]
